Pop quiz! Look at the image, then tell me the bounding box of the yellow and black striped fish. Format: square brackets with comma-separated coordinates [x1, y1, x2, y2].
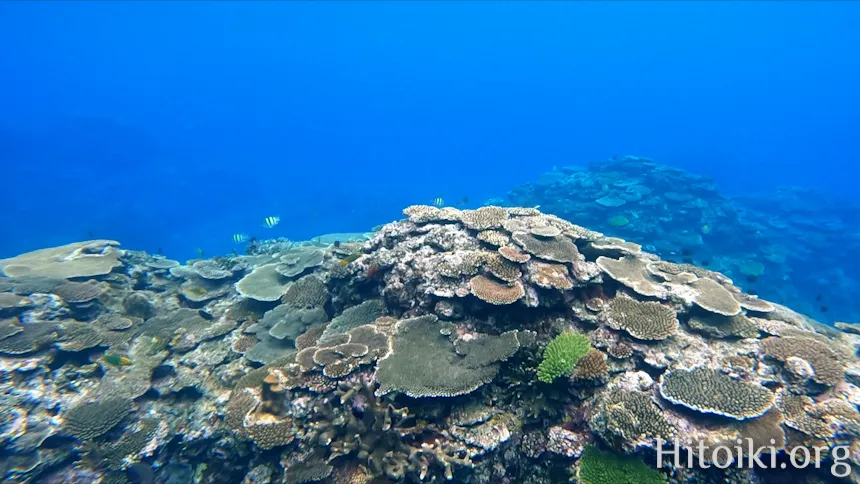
[233, 233, 249, 243]
[262, 216, 280, 229]
[432, 197, 444, 207]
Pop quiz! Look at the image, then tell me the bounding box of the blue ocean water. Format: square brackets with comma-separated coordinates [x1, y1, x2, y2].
[2, 2, 859, 320]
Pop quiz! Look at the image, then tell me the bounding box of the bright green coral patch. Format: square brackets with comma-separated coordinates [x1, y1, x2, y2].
[576, 445, 667, 484]
[536, 332, 590, 383]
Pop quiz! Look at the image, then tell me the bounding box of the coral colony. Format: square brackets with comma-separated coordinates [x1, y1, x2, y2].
[1, 200, 860, 483]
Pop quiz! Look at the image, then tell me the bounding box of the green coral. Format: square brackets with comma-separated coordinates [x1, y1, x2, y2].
[536, 332, 590, 383]
[576, 445, 667, 484]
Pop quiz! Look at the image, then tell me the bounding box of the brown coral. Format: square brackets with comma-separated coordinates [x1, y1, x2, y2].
[525, 261, 573, 290]
[606, 294, 678, 341]
[283, 275, 329, 309]
[460, 206, 509, 230]
[476, 230, 510, 247]
[483, 253, 522, 283]
[572, 349, 609, 380]
[659, 367, 774, 420]
[468, 275, 524, 305]
[497, 245, 531, 263]
[761, 336, 843, 386]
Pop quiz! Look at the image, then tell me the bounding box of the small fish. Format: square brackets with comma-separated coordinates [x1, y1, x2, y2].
[233, 233, 249, 243]
[333, 240, 341, 248]
[198, 309, 214, 321]
[432, 197, 444, 207]
[748, 288, 758, 295]
[232, 249, 239, 257]
[701, 224, 711, 235]
[196, 248, 205, 257]
[102, 354, 132, 367]
[681, 248, 694, 256]
[339, 253, 362, 266]
[87, 230, 95, 238]
[815, 294, 823, 302]
[701, 260, 710, 267]
[682, 257, 694, 264]
[746, 275, 758, 283]
[456, 196, 470, 207]
[262, 216, 280, 228]
[821, 306, 829, 313]
[157, 247, 164, 255]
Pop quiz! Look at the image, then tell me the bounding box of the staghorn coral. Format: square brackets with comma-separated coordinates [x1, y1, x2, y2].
[468, 275, 524, 305]
[282, 274, 328, 309]
[0, 240, 122, 279]
[761, 336, 844, 386]
[63, 397, 133, 440]
[659, 367, 774, 420]
[576, 445, 667, 484]
[606, 294, 678, 341]
[536, 332, 591, 383]
[511, 231, 582, 264]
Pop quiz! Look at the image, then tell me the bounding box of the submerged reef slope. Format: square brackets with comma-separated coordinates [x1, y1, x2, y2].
[2, 207, 860, 483]
[504, 155, 860, 324]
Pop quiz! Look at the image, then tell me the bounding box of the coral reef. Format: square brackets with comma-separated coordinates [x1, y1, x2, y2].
[505, 155, 860, 323]
[0, 205, 858, 484]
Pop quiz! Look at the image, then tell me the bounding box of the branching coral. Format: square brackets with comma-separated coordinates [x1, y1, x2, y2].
[576, 445, 667, 484]
[536, 332, 591, 383]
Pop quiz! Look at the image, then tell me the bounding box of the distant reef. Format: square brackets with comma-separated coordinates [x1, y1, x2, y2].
[500, 155, 860, 324]
[1, 205, 859, 483]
